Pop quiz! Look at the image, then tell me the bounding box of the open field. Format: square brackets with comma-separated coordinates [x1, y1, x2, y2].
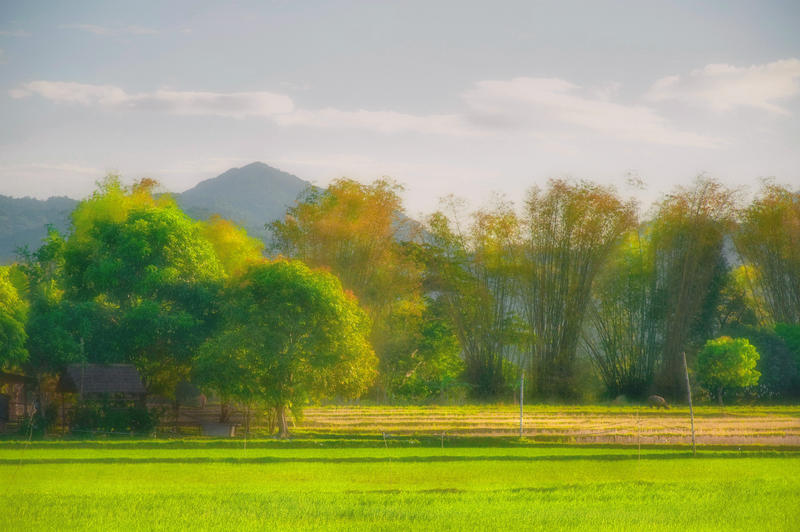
[174, 404, 800, 446]
[1, 442, 799, 531]
[3, 406, 799, 530]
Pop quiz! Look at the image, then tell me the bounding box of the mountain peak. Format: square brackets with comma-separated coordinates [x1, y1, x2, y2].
[1, 162, 311, 263]
[175, 162, 311, 241]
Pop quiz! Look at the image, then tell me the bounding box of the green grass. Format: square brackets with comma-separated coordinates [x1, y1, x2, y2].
[2, 442, 798, 530]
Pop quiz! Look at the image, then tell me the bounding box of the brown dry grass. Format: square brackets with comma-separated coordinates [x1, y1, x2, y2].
[295, 405, 800, 445]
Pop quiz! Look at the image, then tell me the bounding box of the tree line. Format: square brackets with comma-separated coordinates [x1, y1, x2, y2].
[0, 174, 798, 432]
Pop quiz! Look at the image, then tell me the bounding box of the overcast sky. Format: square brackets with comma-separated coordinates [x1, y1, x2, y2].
[1, 1, 799, 216]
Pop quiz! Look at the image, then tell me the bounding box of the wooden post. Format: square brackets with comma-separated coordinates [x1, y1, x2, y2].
[636, 409, 641, 461]
[519, 371, 524, 438]
[61, 392, 66, 435]
[682, 351, 696, 455]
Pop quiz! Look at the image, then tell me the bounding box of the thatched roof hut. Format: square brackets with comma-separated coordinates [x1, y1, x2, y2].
[58, 364, 146, 398]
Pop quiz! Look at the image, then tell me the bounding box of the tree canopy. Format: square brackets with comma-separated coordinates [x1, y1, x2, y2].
[0, 265, 28, 369]
[196, 259, 376, 436]
[696, 336, 760, 405]
[269, 178, 433, 399]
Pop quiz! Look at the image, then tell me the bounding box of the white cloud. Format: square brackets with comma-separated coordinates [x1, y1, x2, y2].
[10, 81, 294, 118]
[645, 59, 800, 115]
[275, 108, 474, 136]
[10, 76, 721, 147]
[460, 77, 721, 148]
[59, 24, 157, 36]
[11, 81, 129, 105]
[0, 29, 30, 37]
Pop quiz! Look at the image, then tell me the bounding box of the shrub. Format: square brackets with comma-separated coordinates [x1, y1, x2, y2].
[696, 336, 760, 406]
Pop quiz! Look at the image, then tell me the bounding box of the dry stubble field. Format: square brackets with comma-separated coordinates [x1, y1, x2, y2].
[291, 405, 800, 446]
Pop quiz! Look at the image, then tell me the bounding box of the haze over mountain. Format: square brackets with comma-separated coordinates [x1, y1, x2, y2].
[0, 162, 311, 263]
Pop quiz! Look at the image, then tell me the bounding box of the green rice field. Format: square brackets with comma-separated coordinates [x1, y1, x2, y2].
[2, 438, 799, 531]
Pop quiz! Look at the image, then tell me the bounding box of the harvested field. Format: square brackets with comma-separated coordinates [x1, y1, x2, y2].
[291, 405, 800, 446]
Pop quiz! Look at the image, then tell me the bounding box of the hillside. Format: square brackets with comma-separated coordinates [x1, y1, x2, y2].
[174, 162, 310, 243]
[0, 162, 311, 263]
[0, 195, 77, 263]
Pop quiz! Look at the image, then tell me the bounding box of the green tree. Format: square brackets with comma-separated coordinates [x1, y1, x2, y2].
[0, 265, 28, 369]
[196, 260, 376, 437]
[52, 177, 229, 395]
[17, 227, 89, 377]
[696, 336, 760, 405]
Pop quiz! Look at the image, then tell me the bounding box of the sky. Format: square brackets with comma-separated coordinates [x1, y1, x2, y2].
[1, 0, 799, 217]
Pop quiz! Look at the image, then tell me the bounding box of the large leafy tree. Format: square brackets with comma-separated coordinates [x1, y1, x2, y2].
[0, 265, 28, 370]
[269, 178, 424, 398]
[23, 176, 264, 397]
[519, 180, 636, 399]
[18, 227, 90, 377]
[58, 177, 226, 394]
[696, 336, 760, 405]
[196, 260, 376, 436]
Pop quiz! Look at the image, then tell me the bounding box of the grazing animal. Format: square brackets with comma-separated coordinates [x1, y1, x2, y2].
[648, 395, 670, 409]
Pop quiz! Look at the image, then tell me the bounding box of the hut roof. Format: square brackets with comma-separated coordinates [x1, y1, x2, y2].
[59, 364, 146, 396]
[0, 371, 36, 385]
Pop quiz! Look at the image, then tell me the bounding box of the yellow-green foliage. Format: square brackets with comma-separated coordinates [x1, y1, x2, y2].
[0, 265, 28, 368]
[697, 336, 761, 402]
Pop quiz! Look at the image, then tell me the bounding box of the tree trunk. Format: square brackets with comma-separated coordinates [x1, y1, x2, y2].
[276, 404, 289, 438]
[219, 402, 230, 423]
[718, 386, 724, 407]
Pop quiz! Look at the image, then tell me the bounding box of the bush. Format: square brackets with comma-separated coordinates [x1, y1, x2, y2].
[17, 402, 57, 437]
[70, 399, 158, 435]
[721, 324, 800, 400]
[696, 336, 760, 405]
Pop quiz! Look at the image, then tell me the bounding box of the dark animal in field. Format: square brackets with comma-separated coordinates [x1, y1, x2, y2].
[648, 395, 669, 409]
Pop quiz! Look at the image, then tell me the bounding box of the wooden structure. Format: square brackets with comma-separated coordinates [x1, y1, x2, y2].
[0, 371, 36, 430]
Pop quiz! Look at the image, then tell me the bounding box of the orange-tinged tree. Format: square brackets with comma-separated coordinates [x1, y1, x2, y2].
[269, 178, 426, 398]
[735, 182, 800, 326]
[201, 215, 264, 277]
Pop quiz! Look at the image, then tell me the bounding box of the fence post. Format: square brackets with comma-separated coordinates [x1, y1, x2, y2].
[519, 372, 524, 438]
[682, 351, 696, 456]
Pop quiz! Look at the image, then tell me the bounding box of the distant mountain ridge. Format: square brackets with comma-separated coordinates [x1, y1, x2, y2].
[0, 195, 77, 262]
[0, 162, 311, 263]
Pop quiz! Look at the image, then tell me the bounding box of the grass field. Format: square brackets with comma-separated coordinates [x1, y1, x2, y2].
[2, 442, 799, 530]
[2, 406, 799, 530]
